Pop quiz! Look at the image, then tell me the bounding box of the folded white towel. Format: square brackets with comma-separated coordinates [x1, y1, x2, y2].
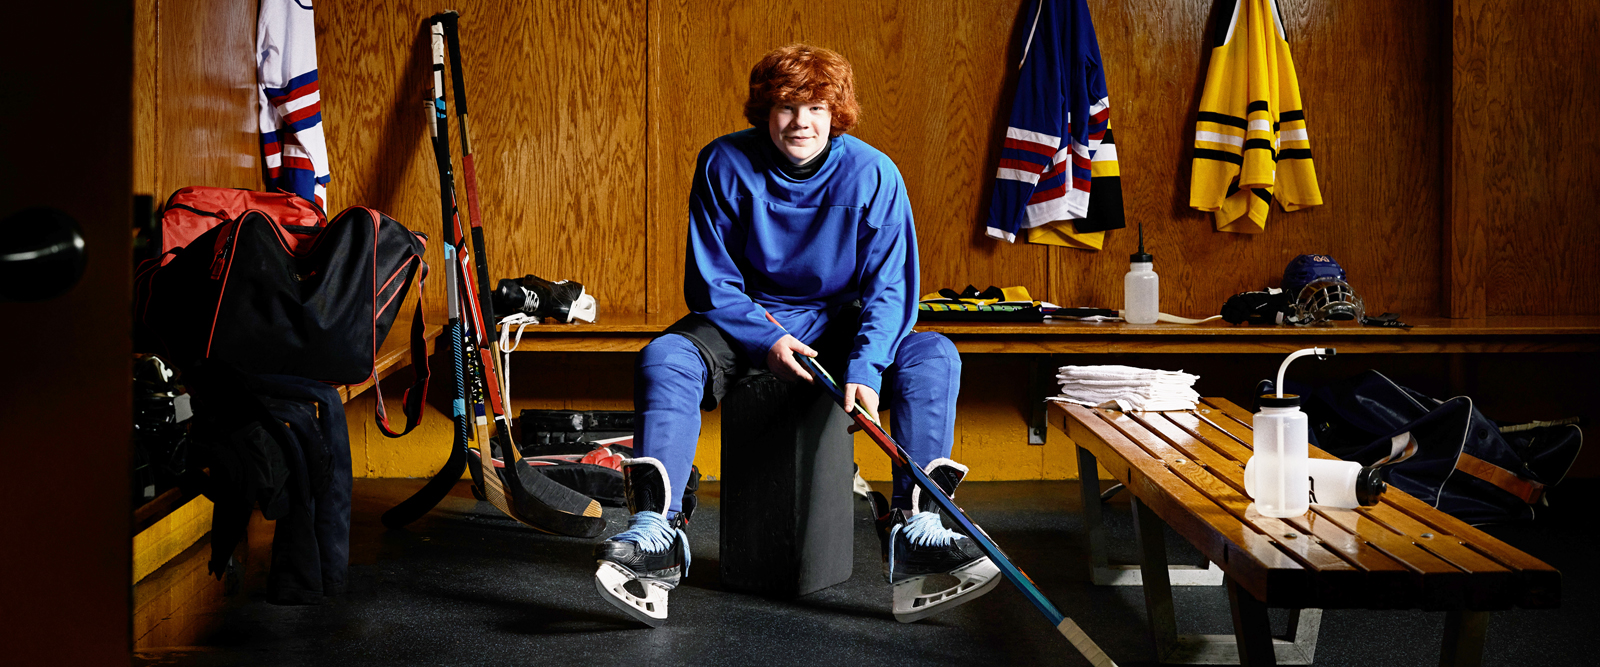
[1058, 364, 1198, 384]
[1054, 364, 1200, 412]
[1056, 381, 1198, 398]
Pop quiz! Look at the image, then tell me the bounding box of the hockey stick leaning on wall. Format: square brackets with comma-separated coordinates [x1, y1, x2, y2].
[378, 45, 474, 529]
[384, 15, 604, 537]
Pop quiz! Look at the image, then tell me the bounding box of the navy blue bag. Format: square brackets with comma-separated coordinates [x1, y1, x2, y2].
[1289, 370, 1582, 524]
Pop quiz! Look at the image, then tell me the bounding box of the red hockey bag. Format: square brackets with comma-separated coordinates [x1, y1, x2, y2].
[136, 194, 430, 438]
[155, 186, 327, 258]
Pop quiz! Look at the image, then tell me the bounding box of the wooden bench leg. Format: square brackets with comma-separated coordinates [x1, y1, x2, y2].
[1440, 609, 1489, 667]
[1078, 445, 1222, 587]
[1030, 354, 1051, 445]
[1130, 496, 1320, 665]
[1228, 577, 1276, 666]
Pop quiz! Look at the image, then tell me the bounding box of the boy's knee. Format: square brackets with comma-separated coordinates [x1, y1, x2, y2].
[898, 331, 960, 372]
[638, 334, 707, 382]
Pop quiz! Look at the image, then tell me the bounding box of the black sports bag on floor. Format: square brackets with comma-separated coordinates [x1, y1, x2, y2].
[136, 205, 429, 437]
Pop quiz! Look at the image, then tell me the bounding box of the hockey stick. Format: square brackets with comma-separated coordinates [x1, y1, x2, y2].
[776, 333, 1115, 664]
[427, 13, 605, 538]
[377, 51, 477, 529]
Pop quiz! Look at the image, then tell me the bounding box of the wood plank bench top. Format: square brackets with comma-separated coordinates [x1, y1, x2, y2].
[495, 313, 1600, 354]
[1050, 397, 1560, 612]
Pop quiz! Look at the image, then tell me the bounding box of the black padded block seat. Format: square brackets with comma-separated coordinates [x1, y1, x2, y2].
[718, 373, 855, 597]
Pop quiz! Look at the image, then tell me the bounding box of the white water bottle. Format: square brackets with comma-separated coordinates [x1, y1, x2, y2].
[1245, 347, 1334, 518]
[1246, 458, 1387, 510]
[1123, 223, 1158, 324]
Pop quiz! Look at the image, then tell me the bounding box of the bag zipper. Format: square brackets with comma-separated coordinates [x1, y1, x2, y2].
[209, 223, 239, 279]
[166, 202, 229, 219]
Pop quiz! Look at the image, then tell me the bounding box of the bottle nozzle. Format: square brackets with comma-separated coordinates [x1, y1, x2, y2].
[1276, 347, 1332, 398]
[1130, 222, 1152, 263]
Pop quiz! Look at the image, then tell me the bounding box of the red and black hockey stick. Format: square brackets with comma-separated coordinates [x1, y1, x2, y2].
[771, 318, 1114, 663]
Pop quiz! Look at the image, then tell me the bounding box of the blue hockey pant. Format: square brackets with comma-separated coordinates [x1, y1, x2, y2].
[633, 330, 960, 514]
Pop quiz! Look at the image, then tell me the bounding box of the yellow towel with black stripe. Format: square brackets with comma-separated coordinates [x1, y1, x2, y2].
[1190, 0, 1322, 233]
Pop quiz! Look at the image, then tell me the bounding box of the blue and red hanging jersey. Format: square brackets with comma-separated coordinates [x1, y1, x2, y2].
[258, 0, 331, 210]
[985, 0, 1110, 243]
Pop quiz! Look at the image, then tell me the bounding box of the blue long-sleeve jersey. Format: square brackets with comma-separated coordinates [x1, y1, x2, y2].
[685, 129, 919, 393]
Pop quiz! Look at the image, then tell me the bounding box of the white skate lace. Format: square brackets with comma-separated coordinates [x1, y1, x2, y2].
[902, 511, 958, 548]
[613, 511, 690, 569]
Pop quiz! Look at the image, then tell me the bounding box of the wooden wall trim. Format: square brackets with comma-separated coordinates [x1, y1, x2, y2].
[1448, 0, 1490, 319]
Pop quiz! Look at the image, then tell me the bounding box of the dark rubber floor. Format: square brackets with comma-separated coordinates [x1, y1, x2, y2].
[135, 477, 1598, 666]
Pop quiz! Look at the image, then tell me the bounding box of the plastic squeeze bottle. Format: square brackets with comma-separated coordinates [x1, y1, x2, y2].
[1123, 223, 1158, 324]
[1246, 458, 1387, 510]
[1245, 347, 1334, 518]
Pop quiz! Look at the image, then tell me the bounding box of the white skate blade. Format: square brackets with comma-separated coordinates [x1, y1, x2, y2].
[892, 557, 1002, 623]
[595, 561, 670, 627]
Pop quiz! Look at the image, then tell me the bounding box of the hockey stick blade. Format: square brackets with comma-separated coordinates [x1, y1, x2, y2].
[471, 442, 607, 538]
[382, 445, 467, 529]
[794, 353, 1117, 666]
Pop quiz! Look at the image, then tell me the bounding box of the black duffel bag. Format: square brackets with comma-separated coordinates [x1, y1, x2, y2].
[136, 205, 429, 437]
[1284, 370, 1583, 525]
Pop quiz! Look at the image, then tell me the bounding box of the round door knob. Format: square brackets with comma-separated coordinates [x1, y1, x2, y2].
[0, 207, 88, 302]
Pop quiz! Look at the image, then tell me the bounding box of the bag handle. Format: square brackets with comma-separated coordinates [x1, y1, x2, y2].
[373, 254, 431, 438]
[1456, 453, 1546, 505]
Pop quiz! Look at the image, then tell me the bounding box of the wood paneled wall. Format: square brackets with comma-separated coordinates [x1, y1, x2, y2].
[309, 0, 1595, 325]
[140, 0, 1600, 480]
[133, 0, 261, 201]
[1453, 0, 1600, 316]
[316, 0, 649, 316]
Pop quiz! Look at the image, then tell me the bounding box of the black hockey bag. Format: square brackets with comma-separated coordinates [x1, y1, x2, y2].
[136, 203, 430, 437]
[1286, 370, 1582, 524]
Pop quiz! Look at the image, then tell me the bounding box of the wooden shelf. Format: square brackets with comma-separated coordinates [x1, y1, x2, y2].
[497, 313, 1600, 354]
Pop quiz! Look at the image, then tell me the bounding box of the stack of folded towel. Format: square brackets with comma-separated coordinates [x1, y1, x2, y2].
[1053, 365, 1200, 412]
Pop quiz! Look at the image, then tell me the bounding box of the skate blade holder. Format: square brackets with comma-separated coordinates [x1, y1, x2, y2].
[567, 291, 597, 323]
[892, 557, 1002, 623]
[595, 561, 669, 627]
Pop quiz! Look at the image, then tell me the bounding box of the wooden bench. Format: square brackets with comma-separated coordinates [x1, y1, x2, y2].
[501, 314, 1600, 446]
[495, 314, 1600, 354]
[1052, 397, 1560, 666]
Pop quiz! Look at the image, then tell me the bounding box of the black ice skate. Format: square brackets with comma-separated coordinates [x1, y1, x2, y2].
[876, 458, 1001, 623]
[493, 274, 598, 323]
[593, 457, 690, 627]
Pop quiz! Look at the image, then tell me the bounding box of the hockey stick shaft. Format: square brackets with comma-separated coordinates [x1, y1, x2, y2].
[432, 11, 511, 433]
[426, 17, 507, 512]
[422, 14, 604, 538]
[377, 28, 478, 528]
[769, 317, 1113, 663]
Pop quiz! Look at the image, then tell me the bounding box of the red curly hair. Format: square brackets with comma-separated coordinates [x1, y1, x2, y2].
[744, 44, 860, 137]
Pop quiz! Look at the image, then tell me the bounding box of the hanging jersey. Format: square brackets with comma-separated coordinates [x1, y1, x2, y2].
[1027, 124, 1124, 251]
[258, 0, 331, 210]
[1190, 0, 1320, 233]
[985, 0, 1110, 243]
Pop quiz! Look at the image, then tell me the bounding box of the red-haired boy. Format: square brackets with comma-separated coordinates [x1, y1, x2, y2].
[593, 44, 995, 626]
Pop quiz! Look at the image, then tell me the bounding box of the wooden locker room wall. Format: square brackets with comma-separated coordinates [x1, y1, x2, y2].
[315, 0, 650, 319]
[133, 0, 262, 202]
[308, 0, 1600, 479]
[1452, 0, 1600, 317]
